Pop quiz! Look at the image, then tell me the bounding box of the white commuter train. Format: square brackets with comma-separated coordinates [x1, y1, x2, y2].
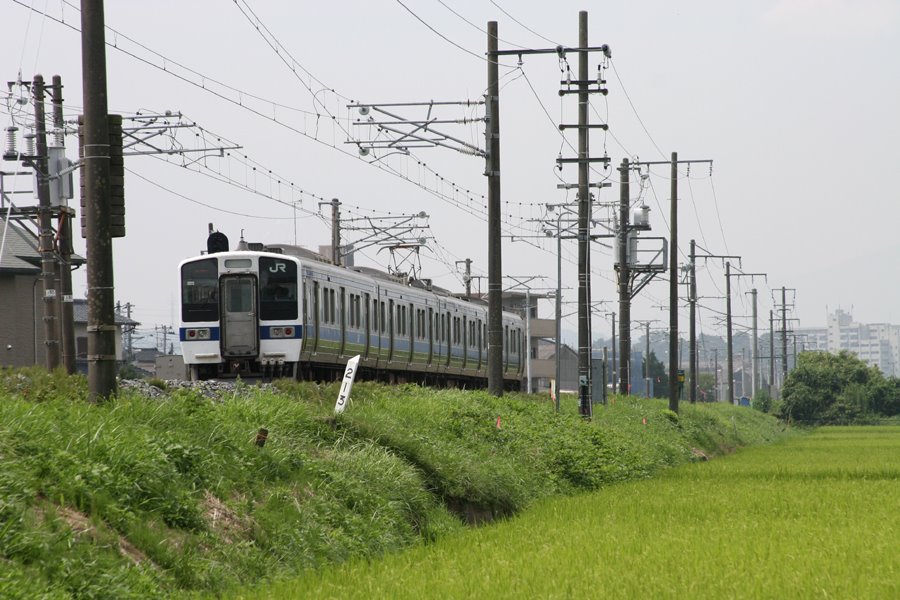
[178, 234, 525, 389]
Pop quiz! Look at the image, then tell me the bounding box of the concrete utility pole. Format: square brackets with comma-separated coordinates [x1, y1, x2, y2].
[713, 347, 719, 402]
[486, 21, 503, 397]
[490, 15, 610, 403]
[330, 198, 341, 266]
[645, 321, 652, 398]
[576, 11, 592, 417]
[724, 263, 765, 404]
[691, 244, 738, 402]
[667, 152, 678, 412]
[750, 288, 758, 397]
[781, 286, 788, 383]
[456, 259, 472, 299]
[769, 309, 776, 396]
[33, 75, 60, 370]
[525, 289, 532, 394]
[688, 239, 697, 403]
[725, 262, 734, 404]
[51, 75, 76, 375]
[629, 156, 711, 411]
[617, 158, 631, 395]
[555, 218, 562, 411]
[609, 312, 617, 394]
[82, 0, 117, 400]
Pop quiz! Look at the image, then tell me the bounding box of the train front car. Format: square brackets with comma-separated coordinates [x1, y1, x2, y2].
[179, 252, 303, 380]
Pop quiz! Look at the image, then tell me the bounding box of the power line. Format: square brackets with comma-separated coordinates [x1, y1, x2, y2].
[395, 0, 503, 64]
[609, 58, 666, 160]
[488, 0, 560, 46]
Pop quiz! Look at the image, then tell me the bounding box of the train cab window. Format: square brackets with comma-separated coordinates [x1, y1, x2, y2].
[181, 258, 219, 322]
[259, 257, 297, 321]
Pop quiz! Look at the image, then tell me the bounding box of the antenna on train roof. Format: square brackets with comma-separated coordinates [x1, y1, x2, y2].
[237, 229, 249, 251]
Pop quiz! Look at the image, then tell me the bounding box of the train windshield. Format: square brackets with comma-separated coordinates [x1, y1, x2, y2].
[181, 258, 219, 322]
[259, 257, 298, 320]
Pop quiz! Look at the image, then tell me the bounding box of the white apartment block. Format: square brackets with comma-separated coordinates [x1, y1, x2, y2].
[798, 309, 900, 377]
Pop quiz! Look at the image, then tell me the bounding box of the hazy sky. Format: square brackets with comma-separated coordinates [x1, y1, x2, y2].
[3, 0, 899, 350]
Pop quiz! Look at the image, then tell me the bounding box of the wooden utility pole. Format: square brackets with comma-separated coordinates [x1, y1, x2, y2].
[33, 75, 60, 370]
[486, 21, 503, 397]
[82, 0, 117, 400]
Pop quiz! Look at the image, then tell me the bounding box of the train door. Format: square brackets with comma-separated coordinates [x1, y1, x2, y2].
[427, 307, 434, 364]
[504, 325, 510, 372]
[462, 315, 468, 369]
[477, 318, 483, 369]
[388, 299, 395, 363]
[445, 312, 452, 367]
[339, 287, 346, 357]
[363, 292, 371, 360]
[221, 275, 258, 358]
[311, 281, 320, 353]
[408, 303, 414, 364]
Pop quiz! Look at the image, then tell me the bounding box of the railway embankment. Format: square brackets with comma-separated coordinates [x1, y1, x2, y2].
[0, 367, 792, 598]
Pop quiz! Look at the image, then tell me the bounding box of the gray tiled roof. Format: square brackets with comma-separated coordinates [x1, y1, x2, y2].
[0, 218, 40, 273]
[72, 298, 140, 326]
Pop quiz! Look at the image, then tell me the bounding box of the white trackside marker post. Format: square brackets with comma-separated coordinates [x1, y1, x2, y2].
[334, 355, 361, 415]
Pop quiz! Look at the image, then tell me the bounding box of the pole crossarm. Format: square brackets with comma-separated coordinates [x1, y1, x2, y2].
[348, 101, 486, 158]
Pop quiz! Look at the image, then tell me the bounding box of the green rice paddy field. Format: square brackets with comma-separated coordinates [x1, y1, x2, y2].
[250, 426, 899, 599]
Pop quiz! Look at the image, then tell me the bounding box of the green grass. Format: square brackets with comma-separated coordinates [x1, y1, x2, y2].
[252, 426, 899, 599]
[0, 368, 792, 598]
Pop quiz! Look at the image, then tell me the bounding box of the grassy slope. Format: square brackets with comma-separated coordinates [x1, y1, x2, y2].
[258, 426, 900, 600]
[0, 369, 789, 598]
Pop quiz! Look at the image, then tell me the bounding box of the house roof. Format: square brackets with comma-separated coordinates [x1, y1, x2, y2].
[0, 217, 40, 273]
[0, 216, 85, 274]
[534, 338, 578, 360]
[73, 298, 140, 326]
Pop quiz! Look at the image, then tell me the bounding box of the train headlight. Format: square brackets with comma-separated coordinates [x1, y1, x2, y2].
[271, 327, 283, 338]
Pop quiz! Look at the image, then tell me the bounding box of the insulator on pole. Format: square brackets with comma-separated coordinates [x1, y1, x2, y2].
[24, 131, 35, 156]
[4, 127, 17, 156]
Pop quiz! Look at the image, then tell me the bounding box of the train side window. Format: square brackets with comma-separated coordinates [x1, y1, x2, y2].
[372, 298, 378, 331]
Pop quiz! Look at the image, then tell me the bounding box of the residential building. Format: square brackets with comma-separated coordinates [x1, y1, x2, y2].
[798, 309, 900, 376]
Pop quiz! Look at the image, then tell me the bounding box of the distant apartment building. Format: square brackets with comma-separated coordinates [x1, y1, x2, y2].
[799, 309, 899, 376]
